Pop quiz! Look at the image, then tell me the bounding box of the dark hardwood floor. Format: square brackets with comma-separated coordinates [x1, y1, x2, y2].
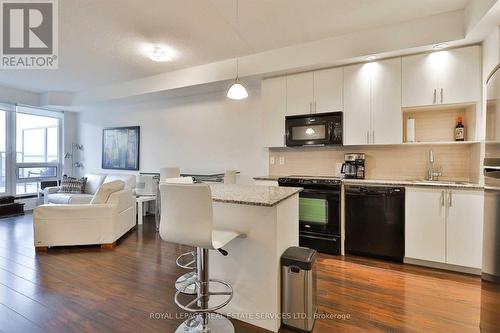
[0, 214, 481, 333]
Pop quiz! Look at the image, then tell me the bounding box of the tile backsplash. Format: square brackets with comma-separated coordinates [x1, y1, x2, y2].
[269, 143, 482, 183]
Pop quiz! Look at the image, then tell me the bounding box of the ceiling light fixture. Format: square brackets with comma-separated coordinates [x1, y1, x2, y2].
[227, 0, 248, 100]
[365, 55, 377, 61]
[433, 43, 448, 50]
[145, 44, 175, 62]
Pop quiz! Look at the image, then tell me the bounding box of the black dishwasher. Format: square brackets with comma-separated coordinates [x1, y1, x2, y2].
[345, 186, 405, 262]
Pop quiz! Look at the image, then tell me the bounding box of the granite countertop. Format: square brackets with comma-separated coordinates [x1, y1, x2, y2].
[253, 175, 282, 181]
[209, 184, 302, 207]
[253, 175, 483, 190]
[342, 178, 484, 190]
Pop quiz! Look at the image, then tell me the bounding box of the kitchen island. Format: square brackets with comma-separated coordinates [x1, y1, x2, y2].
[207, 184, 301, 332]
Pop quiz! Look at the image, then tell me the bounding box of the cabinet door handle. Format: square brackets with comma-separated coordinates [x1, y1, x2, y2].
[448, 191, 452, 207]
[314, 102, 317, 113]
[441, 191, 445, 206]
[366, 131, 370, 144]
[309, 102, 312, 113]
[372, 131, 375, 144]
[433, 89, 437, 104]
[440, 88, 443, 104]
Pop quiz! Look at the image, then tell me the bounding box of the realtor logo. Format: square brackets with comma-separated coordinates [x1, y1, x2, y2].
[1, 0, 58, 69]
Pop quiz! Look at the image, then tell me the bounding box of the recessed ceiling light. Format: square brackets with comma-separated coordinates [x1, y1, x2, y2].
[365, 55, 377, 61]
[433, 43, 448, 50]
[144, 44, 175, 62]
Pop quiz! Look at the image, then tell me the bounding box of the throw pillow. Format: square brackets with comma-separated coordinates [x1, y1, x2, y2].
[90, 180, 125, 204]
[58, 176, 87, 194]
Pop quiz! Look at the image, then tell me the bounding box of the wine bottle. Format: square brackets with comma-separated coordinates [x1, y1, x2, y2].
[455, 117, 465, 141]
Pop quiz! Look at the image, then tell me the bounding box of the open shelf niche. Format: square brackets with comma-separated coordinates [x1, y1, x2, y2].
[402, 103, 477, 144]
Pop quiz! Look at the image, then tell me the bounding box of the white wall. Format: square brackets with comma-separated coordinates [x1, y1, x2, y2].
[0, 85, 39, 106]
[76, 88, 267, 184]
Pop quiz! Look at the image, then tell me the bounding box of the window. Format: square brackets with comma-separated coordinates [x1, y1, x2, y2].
[0, 109, 6, 194]
[16, 108, 62, 195]
[0, 104, 62, 196]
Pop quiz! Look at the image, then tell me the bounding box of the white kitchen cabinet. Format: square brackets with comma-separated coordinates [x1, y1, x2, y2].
[313, 67, 343, 113]
[344, 63, 371, 145]
[439, 46, 481, 105]
[405, 187, 484, 269]
[402, 45, 480, 107]
[262, 77, 286, 147]
[286, 72, 314, 116]
[402, 53, 437, 107]
[446, 190, 484, 269]
[286, 69, 343, 116]
[371, 58, 403, 144]
[344, 58, 402, 145]
[405, 187, 446, 263]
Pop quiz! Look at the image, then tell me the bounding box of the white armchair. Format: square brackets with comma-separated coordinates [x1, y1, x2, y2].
[33, 188, 136, 250]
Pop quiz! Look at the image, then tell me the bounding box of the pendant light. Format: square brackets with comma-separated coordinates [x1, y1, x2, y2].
[227, 0, 248, 100]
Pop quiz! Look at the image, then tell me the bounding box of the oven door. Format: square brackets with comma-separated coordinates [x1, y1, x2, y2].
[299, 189, 340, 236]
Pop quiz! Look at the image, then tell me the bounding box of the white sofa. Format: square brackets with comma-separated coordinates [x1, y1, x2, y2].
[43, 174, 136, 204]
[33, 188, 136, 250]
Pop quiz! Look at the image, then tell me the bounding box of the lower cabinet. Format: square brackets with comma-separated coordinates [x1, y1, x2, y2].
[405, 188, 446, 263]
[446, 190, 484, 268]
[405, 187, 483, 269]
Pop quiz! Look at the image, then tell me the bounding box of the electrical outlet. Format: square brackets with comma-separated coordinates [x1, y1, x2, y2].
[279, 156, 285, 165]
[270, 156, 275, 165]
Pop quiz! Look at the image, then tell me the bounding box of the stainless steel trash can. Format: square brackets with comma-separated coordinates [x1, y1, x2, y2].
[281, 246, 317, 332]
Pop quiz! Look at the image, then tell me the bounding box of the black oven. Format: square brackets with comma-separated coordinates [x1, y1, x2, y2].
[278, 177, 341, 255]
[285, 112, 343, 146]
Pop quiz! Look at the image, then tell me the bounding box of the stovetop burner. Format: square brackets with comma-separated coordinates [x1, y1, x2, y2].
[288, 175, 343, 180]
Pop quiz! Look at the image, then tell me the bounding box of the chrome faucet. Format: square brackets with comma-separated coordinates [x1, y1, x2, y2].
[427, 149, 442, 181]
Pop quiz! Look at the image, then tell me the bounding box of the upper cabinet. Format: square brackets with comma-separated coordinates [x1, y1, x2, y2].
[344, 58, 402, 145]
[286, 72, 314, 116]
[344, 63, 371, 145]
[313, 67, 343, 113]
[261, 45, 481, 147]
[402, 46, 481, 107]
[262, 77, 287, 147]
[371, 58, 403, 144]
[439, 46, 481, 105]
[286, 68, 343, 116]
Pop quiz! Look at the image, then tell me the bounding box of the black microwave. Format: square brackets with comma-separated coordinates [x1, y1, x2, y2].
[285, 112, 343, 146]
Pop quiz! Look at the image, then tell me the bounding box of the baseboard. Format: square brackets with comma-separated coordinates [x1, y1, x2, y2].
[404, 257, 481, 275]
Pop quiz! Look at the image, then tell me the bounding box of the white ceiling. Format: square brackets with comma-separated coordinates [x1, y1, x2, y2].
[0, 0, 471, 94]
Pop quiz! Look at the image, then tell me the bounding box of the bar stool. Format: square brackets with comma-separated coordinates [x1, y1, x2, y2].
[160, 176, 198, 295]
[155, 167, 181, 231]
[159, 182, 242, 332]
[157, 167, 181, 229]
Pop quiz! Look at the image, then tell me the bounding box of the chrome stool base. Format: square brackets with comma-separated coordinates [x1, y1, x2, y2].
[175, 272, 198, 295]
[174, 279, 233, 313]
[175, 314, 234, 333]
[176, 251, 196, 270]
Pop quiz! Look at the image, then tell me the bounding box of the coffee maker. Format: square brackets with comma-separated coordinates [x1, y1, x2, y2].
[341, 153, 366, 179]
